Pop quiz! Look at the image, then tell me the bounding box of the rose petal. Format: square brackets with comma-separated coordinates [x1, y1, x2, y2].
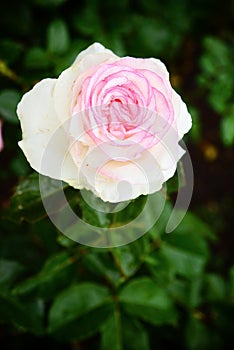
[54, 44, 118, 124]
[17, 79, 59, 139]
[93, 165, 164, 202]
[19, 129, 80, 185]
[0, 120, 3, 152]
[149, 136, 185, 182]
[17, 79, 79, 183]
[72, 42, 116, 65]
[172, 90, 192, 138]
[78, 147, 164, 202]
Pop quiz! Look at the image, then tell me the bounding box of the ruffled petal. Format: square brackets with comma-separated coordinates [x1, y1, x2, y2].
[54, 43, 118, 124]
[149, 127, 185, 182]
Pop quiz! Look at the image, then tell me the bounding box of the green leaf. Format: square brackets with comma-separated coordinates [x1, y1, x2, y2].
[0, 259, 25, 292]
[119, 277, 177, 326]
[208, 74, 232, 114]
[189, 279, 203, 308]
[199, 36, 234, 147]
[122, 315, 150, 350]
[47, 19, 70, 55]
[24, 47, 51, 70]
[82, 251, 121, 286]
[0, 294, 44, 334]
[11, 173, 45, 222]
[148, 201, 172, 238]
[0, 89, 21, 123]
[101, 309, 122, 350]
[104, 34, 126, 56]
[189, 106, 202, 143]
[57, 233, 77, 248]
[161, 243, 205, 277]
[48, 283, 113, 340]
[229, 266, 234, 301]
[0, 219, 44, 270]
[72, 5, 101, 36]
[161, 231, 209, 278]
[78, 190, 111, 228]
[221, 111, 234, 146]
[52, 39, 89, 75]
[171, 211, 216, 240]
[0, 39, 23, 64]
[185, 317, 211, 350]
[101, 310, 150, 350]
[129, 16, 181, 57]
[13, 251, 77, 300]
[145, 251, 172, 285]
[31, 219, 59, 254]
[205, 274, 226, 302]
[111, 237, 151, 278]
[10, 152, 30, 176]
[203, 37, 230, 69]
[167, 278, 203, 308]
[10, 173, 68, 222]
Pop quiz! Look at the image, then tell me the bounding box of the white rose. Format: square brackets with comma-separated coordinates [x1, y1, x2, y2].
[17, 43, 192, 203]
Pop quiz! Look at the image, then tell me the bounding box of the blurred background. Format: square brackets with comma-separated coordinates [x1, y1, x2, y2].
[0, 0, 234, 349]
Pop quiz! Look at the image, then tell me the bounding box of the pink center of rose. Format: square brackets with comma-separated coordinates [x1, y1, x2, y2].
[70, 57, 174, 152]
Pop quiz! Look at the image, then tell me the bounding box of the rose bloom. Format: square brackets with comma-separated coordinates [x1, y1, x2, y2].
[0, 120, 3, 152]
[17, 43, 191, 202]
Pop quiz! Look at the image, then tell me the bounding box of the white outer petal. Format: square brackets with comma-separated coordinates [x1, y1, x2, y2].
[73, 42, 116, 65]
[17, 78, 79, 183]
[76, 147, 165, 202]
[17, 79, 59, 139]
[149, 136, 185, 181]
[149, 57, 170, 77]
[172, 89, 192, 139]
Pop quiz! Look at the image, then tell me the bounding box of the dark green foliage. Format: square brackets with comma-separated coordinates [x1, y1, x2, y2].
[198, 36, 234, 146]
[0, 90, 21, 124]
